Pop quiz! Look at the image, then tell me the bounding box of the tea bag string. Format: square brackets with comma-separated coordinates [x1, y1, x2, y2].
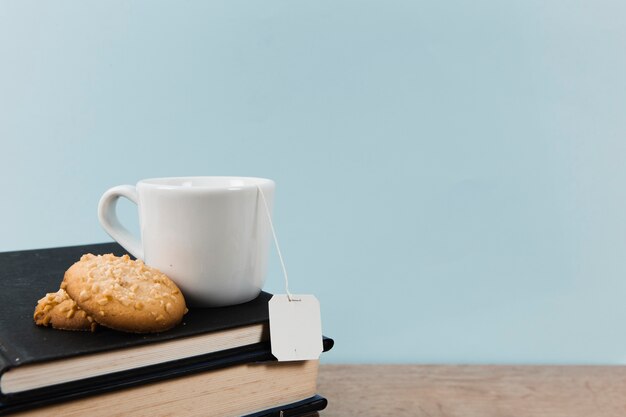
[257, 186, 300, 302]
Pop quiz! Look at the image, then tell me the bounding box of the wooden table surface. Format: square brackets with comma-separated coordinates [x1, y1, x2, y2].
[317, 364, 626, 417]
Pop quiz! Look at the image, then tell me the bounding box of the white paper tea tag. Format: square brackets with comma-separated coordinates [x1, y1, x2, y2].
[258, 186, 324, 361]
[269, 294, 323, 361]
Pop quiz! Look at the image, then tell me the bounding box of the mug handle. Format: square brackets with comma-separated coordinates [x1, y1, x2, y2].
[97, 185, 144, 260]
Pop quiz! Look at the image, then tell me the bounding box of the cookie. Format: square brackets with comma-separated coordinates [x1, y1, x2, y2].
[62, 254, 187, 333]
[34, 289, 97, 332]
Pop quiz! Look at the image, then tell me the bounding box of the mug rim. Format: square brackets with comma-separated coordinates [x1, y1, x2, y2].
[137, 176, 275, 191]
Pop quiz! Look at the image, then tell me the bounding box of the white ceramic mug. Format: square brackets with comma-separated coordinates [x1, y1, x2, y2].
[98, 176, 275, 307]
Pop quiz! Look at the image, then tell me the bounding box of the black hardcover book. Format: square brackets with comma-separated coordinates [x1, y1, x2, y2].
[0, 243, 334, 415]
[246, 395, 328, 417]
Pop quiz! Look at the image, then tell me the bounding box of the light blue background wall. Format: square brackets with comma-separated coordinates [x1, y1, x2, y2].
[2, 1, 626, 364]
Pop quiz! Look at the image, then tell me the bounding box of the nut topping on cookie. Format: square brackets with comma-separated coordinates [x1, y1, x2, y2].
[34, 289, 97, 332]
[62, 254, 187, 333]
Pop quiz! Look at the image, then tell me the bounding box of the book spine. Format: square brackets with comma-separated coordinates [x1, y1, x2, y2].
[0, 337, 24, 399]
[0, 341, 12, 399]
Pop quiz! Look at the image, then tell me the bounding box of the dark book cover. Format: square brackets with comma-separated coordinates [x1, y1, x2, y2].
[0, 243, 334, 414]
[245, 394, 328, 417]
[0, 242, 271, 367]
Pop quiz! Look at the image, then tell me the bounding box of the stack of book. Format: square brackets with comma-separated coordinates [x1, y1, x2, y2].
[0, 243, 333, 416]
